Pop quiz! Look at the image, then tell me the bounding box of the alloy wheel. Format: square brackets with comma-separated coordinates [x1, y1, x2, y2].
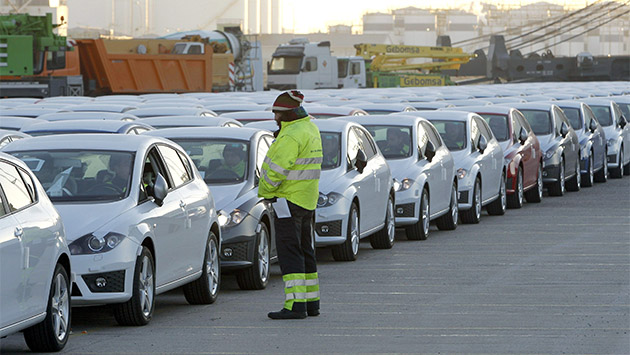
[386, 198, 395, 244]
[517, 171, 524, 206]
[421, 193, 430, 236]
[139, 255, 154, 318]
[350, 208, 360, 256]
[474, 181, 481, 220]
[51, 272, 69, 342]
[206, 238, 220, 296]
[258, 226, 269, 284]
[559, 160, 565, 194]
[451, 185, 458, 224]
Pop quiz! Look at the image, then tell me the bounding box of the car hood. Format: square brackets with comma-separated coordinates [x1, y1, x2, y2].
[536, 134, 556, 152]
[602, 125, 619, 140]
[450, 149, 473, 170]
[208, 182, 251, 211]
[498, 141, 511, 154]
[54, 200, 133, 242]
[319, 167, 350, 194]
[387, 158, 424, 180]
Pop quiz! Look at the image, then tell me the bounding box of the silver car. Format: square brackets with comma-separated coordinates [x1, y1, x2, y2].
[144, 127, 277, 290]
[415, 111, 506, 224]
[332, 115, 458, 240]
[0, 152, 71, 351]
[21, 120, 154, 136]
[580, 98, 630, 178]
[4, 134, 221, 326]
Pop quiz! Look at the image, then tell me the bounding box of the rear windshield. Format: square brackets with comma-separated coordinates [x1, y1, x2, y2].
[12, 150, 134, 202]
[479, 114, 509, 141]
[429, 120, 467, 151]
[363, 125, 412, 159]
[520, 110, 552, 135]
[320, 132, 341, 170]
[590, 105, 612, 126]
[560, 108, 582, 130]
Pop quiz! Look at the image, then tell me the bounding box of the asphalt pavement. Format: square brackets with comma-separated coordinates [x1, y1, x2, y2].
[2, 177, 629, 354]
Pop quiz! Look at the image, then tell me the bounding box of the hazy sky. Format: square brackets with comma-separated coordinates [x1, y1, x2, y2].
[283, 0, 591, 33]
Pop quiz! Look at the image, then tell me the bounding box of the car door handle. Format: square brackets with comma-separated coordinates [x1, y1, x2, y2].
[179, 201, 186, 208]
[14, 227, 23, 238]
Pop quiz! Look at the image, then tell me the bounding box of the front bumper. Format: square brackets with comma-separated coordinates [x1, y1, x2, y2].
[393, 189, 419, 226]
[457, 186, 473, 211]
[542, 163, 560, 183]
[607, 153, 619, 168]
[314, 198, 352, 247]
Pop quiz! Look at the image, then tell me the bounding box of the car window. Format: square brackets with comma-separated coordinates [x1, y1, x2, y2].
[470, 118, 481, 148]
[337, 58, 348, 78]
[363, 125, 412, 159]
[555, 108, 571, 135]
[140, 148, 167, 200]
[613, 103, 624, 126]
[354, 127, 377, 159]
[157, 145, 191, 188]
[256, 136, 270, 176]
[13, 150, 134, 202]
[0, 161, 33, 212]
[476, 117, 494, 141]
[416, 122, 428, 154]
[321, 132, 341, 170]
[0, 185, 7, 217]
[480, 114, 509, 142]
[172, 139, 248, 184]
[303, 57, 318, 72]
[616, 102, 630, 119]
[347, 128, 361, 168]
[560, 107, 582, 130]
[422, 121, 443, 148]
[429, 120, 466, 151]
[520, 110, 552, 135]
[514, 111, 532, 134]
[17, 167, 36, 202]
[590, 105, 612, 126]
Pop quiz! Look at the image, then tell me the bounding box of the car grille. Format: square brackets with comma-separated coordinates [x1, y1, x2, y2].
[222, 241, 249, 261]
[83, 270, 125, 293]
[607, 154, 616, 163]
[316, 220, 342, 236]
[458, 190, 469, 204]
[395, 203, 415, 217]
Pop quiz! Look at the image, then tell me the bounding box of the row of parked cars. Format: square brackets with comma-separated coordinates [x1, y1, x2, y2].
[1, 81, 628, 351]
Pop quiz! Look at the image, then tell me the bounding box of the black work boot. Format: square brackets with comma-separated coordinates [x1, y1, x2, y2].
[307, 309, 320, 317]
[268, 308, 307, 320]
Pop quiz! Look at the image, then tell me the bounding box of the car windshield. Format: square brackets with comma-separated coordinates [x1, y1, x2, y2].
[320, 132, 341, 170]
[310, 113, 342, 119]
[480, 114, 509, 141]
[590, 105, 612, 126]
[617, 103, 630, 119]
[269, 56, 302, 74]
[520, 110, 552, 135]
[173, 139, 248, 184]
[363, 110, 397, 115]
[560, 108, 582, 130]
[12, 150, 134, 202]
[429, 120, 467, 151]
[363, 125, 412, 159]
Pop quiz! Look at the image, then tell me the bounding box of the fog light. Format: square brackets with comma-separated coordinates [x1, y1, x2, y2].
[223, 248, 233, 257]
[396, 207, 404, 215]
[95, 277, 107, 288]
[542, 171, 548, 177]
[321, 225, 329, 233]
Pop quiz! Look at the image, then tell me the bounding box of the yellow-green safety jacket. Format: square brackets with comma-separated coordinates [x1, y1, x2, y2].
[258, 116, 323, 210]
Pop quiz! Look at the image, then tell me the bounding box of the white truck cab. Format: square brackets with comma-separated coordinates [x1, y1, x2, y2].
[337, 56, 366, 89]
[172, 42, 205, 54]
[267, 38, 338, 90]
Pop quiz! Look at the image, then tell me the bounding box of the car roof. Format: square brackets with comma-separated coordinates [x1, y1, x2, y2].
[578, 98, 616, 106]
[126, 107, 216, 117]
[3, 133, 168, 152]
[0, 129, 30, 138]
[552, 100, 584, 108]
[501, 102, 557, 111]
[139, 116, 240, 126]
[143, 126, 262, 140]
[37, 112, 138, 121]
[405, 110, 474, 122]
[21, 120, 152, 133]
[444, 105, 512, 115]
[0, 108, 63, 118]
[0, 116, 47, 130]
[221, 111, 274, 119]
[312, 118, 356, 131]
[331, 114, 423, 126]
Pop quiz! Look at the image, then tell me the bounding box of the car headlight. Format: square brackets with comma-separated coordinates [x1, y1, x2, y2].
[218, 209, 246, 227]
[457, 168, 467, 179]
[69, 232, 126, 255]
[544, 149, 555, 159]
[394, 178, 414, 192]
[607, 138, 616, 148]
[317, 192, 343, 207]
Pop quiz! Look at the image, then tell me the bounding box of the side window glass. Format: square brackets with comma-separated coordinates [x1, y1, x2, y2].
[354, 128, 377, 159]
[477, 117, 493, 141]
[18, 168, 36, 202]
[157, 145, 191, 188]
[470, 118, 481, 147]
[141, 149, 163, 200]
[177, 151, 194, 179]
[553, 108, 564, 136]
[516, 111, 532, 133]
[347, 128, 361, 168]
[256, 136, 270, 175]
[0, 161, 33, 212]
[422, 121, 442, 148]
[351, 62, 361, 75]
[0, 185, 6, 217]
[585, 106, 597, 125]
[303, 57, 318, 72]
[511, 115, 522, 143]
[417, 122, 428, 154]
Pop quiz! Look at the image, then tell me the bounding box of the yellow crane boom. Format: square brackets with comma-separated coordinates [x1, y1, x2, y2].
[354, 43, 472, 72]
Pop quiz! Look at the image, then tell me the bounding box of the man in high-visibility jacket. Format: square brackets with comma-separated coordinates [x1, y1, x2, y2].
[259, 90, 323, 320]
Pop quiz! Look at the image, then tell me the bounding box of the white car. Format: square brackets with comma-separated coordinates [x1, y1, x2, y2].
[332, 115, 458, 240]
[0, 152, 71, 351]
[4, 134, 221, 326]
[413, 111, 507, 224]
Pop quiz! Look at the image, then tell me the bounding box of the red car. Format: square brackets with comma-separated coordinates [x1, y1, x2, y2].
[448, 105, 544, 208]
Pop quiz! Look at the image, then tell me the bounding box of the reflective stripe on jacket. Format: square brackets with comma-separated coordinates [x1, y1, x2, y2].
[258, 116, 323, 210]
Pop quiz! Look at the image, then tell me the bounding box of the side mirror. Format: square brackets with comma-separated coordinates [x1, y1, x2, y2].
[560, 122, 569, 138]
[477, 135, 488, 154]
[620, 117, 627, 128]
[152, 173, 168, 207]
[425, 141, 436, 162]
[519, 127, 528, 144]
[355, 149, 367, 174]
[589, 119, 598, 132]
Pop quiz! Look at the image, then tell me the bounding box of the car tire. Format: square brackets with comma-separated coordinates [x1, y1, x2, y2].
[114, 246, 155, 326]
[610, 149, 623, 179]
[332, 202, 360, 261]
[436, 182, 458, 231]
[370, 194, 395, 249]
[184, 232, 220, 303]
[487, 172, 507, 216]
[405, 188, 429, 240]
[525, 164, 543, 203]
[461, 177, 481, 224]
[23, 264, 71, 352]
[624, 160, 630, 176]
[566, 158, 581, 191]
[507, 168, 524, 209]
[548, 157, 565, 196]
[236, 223, 270, 290]
[583, 154, 594, 187]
